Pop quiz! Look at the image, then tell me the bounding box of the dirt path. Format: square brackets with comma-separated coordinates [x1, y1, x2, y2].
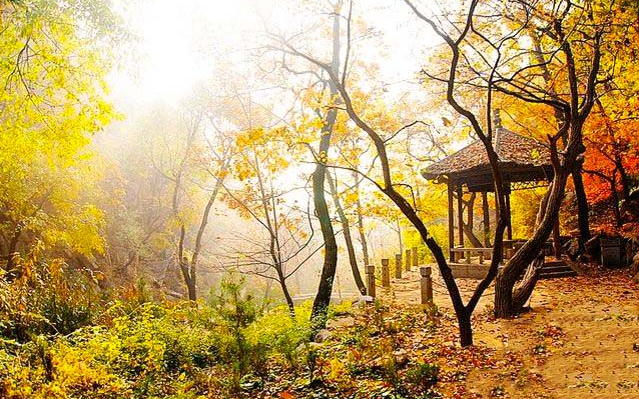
[379, 267, 639, 398]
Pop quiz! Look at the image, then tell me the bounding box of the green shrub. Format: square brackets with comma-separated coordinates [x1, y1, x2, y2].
[0, 252, 101, 342]
[0, 269, 315, 398]
[406, 361, 439, 391]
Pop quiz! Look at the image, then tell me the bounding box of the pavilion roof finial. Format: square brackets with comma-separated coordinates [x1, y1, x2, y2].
[493, 109, 502, 129]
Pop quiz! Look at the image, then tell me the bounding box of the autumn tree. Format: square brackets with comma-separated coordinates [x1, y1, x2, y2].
[267, 0, 515, 346]
[221, 127, 321, 316]
[0, 0, 123, 278]
[266, 0, 352, 329]
[151, 94, 234, 301]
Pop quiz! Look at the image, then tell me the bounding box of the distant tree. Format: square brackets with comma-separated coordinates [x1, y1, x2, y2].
[152, 96, 235, 301]
[221, 127, 321, 316]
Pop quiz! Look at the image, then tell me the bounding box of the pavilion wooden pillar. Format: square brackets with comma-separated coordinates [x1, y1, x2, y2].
[457, 183, 464, 251]
[467, 193, 475, 231]
[505, 187, 513, 241]
[447, 180, 455, 262]
[482, 191, 490, 247]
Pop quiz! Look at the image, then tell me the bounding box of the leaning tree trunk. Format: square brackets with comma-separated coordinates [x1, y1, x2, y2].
[311, 154, 338, 327]
[462, 222, 483, 248]
[310, 0, 342, 331]
[494, 166, 569, 318]
[327, 171, 366, 295]
[532, 30, 591, 243]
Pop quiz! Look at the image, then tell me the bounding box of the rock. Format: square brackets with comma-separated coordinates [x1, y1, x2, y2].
[565, 238, 583, 261]
[296, 342, 322, 352]
[628, 253, 639, 276]
[392, 349, 409, 368]
[314, 329, 332, 343]
[584, 235, 601, 259]
[326, 315, 355, 329]
[353, 295, 374, 307]
[578, 253, 593, 264]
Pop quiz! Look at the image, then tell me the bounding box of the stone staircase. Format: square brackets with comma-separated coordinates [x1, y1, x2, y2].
[450, 257, 577, 280]
[536, 258, 577, 279]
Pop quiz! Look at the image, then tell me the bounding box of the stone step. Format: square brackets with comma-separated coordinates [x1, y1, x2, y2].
[450, 259, 577, 280]
[540, 265, 574, 273]
[543, 259, 567, 267]
[538, 270, 577, 279]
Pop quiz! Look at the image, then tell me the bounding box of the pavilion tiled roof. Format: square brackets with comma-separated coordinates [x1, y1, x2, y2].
[421, 128, 552, 179]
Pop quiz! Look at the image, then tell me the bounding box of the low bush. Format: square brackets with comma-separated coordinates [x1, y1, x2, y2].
[0, 272, 313, 398]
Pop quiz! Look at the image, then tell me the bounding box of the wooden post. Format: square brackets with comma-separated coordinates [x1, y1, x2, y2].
[457, 184, 464, 249]
[405, 249, 411, 272]
[553, 217, 561, 259]
[448, 181, 455, 262]
[381, 258, 390, 288]
[394, 253, 402, 279]
[420, 266, 433, 305]
[482, 191, 490, 247]
[366, 265, 376, 298]
[412, 246, 418, 269]
[505, 189, 513, 241]
[467, 193, 475, 231]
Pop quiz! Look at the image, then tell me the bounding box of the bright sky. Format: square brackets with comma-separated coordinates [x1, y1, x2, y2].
[109, 0, 441, 106]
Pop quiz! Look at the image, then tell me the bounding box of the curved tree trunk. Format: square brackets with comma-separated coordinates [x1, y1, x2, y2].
[495, 165, 569, 318]
[311, 155, 338, 326]
[326, 171, 366, 295]
[310, 0, 342, 330]
[462, 222, 483, 248]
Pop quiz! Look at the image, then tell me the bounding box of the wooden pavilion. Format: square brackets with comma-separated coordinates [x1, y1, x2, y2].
[421, 113, 567, 278]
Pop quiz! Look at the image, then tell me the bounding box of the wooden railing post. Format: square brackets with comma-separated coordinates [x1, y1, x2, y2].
[420, 266, 433, 305]
[411, 246, 418, 270]
[366, 265, 376, 298]
[381, 258, 390, 288]
[395, 253, 402, 279]
[404, 249, 411, 272]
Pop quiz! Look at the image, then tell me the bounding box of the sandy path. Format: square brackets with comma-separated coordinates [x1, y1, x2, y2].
[377, 266, 639, 398]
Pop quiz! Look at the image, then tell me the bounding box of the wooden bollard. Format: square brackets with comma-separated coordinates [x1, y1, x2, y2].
[381, 258, 390, 288]
[394, 253, 402, 279]
[405, 249, 411, 272]
[412, 246, 418, 269]
[420, 266, 433, 305]
[366, 265, 376, 298]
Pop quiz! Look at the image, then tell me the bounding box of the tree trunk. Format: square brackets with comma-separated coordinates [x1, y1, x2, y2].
[311, 157, 338, 326]
[354, 172, 370, 266]
[311, 1, 342, 330]
[495, 169, 568, 318]
[512, 254, 544, 310]
[457, 310, 473, 347]
[179, 255, 197, 301]
[462, 222, 483, 248]
[572, 169, 591, 241]
[396, 217, 403, 255]
[615, 157, 631, 202]
[327, 171, 366, 295]
[611, 171, 622, 227]
[277, 267, 296, 318]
